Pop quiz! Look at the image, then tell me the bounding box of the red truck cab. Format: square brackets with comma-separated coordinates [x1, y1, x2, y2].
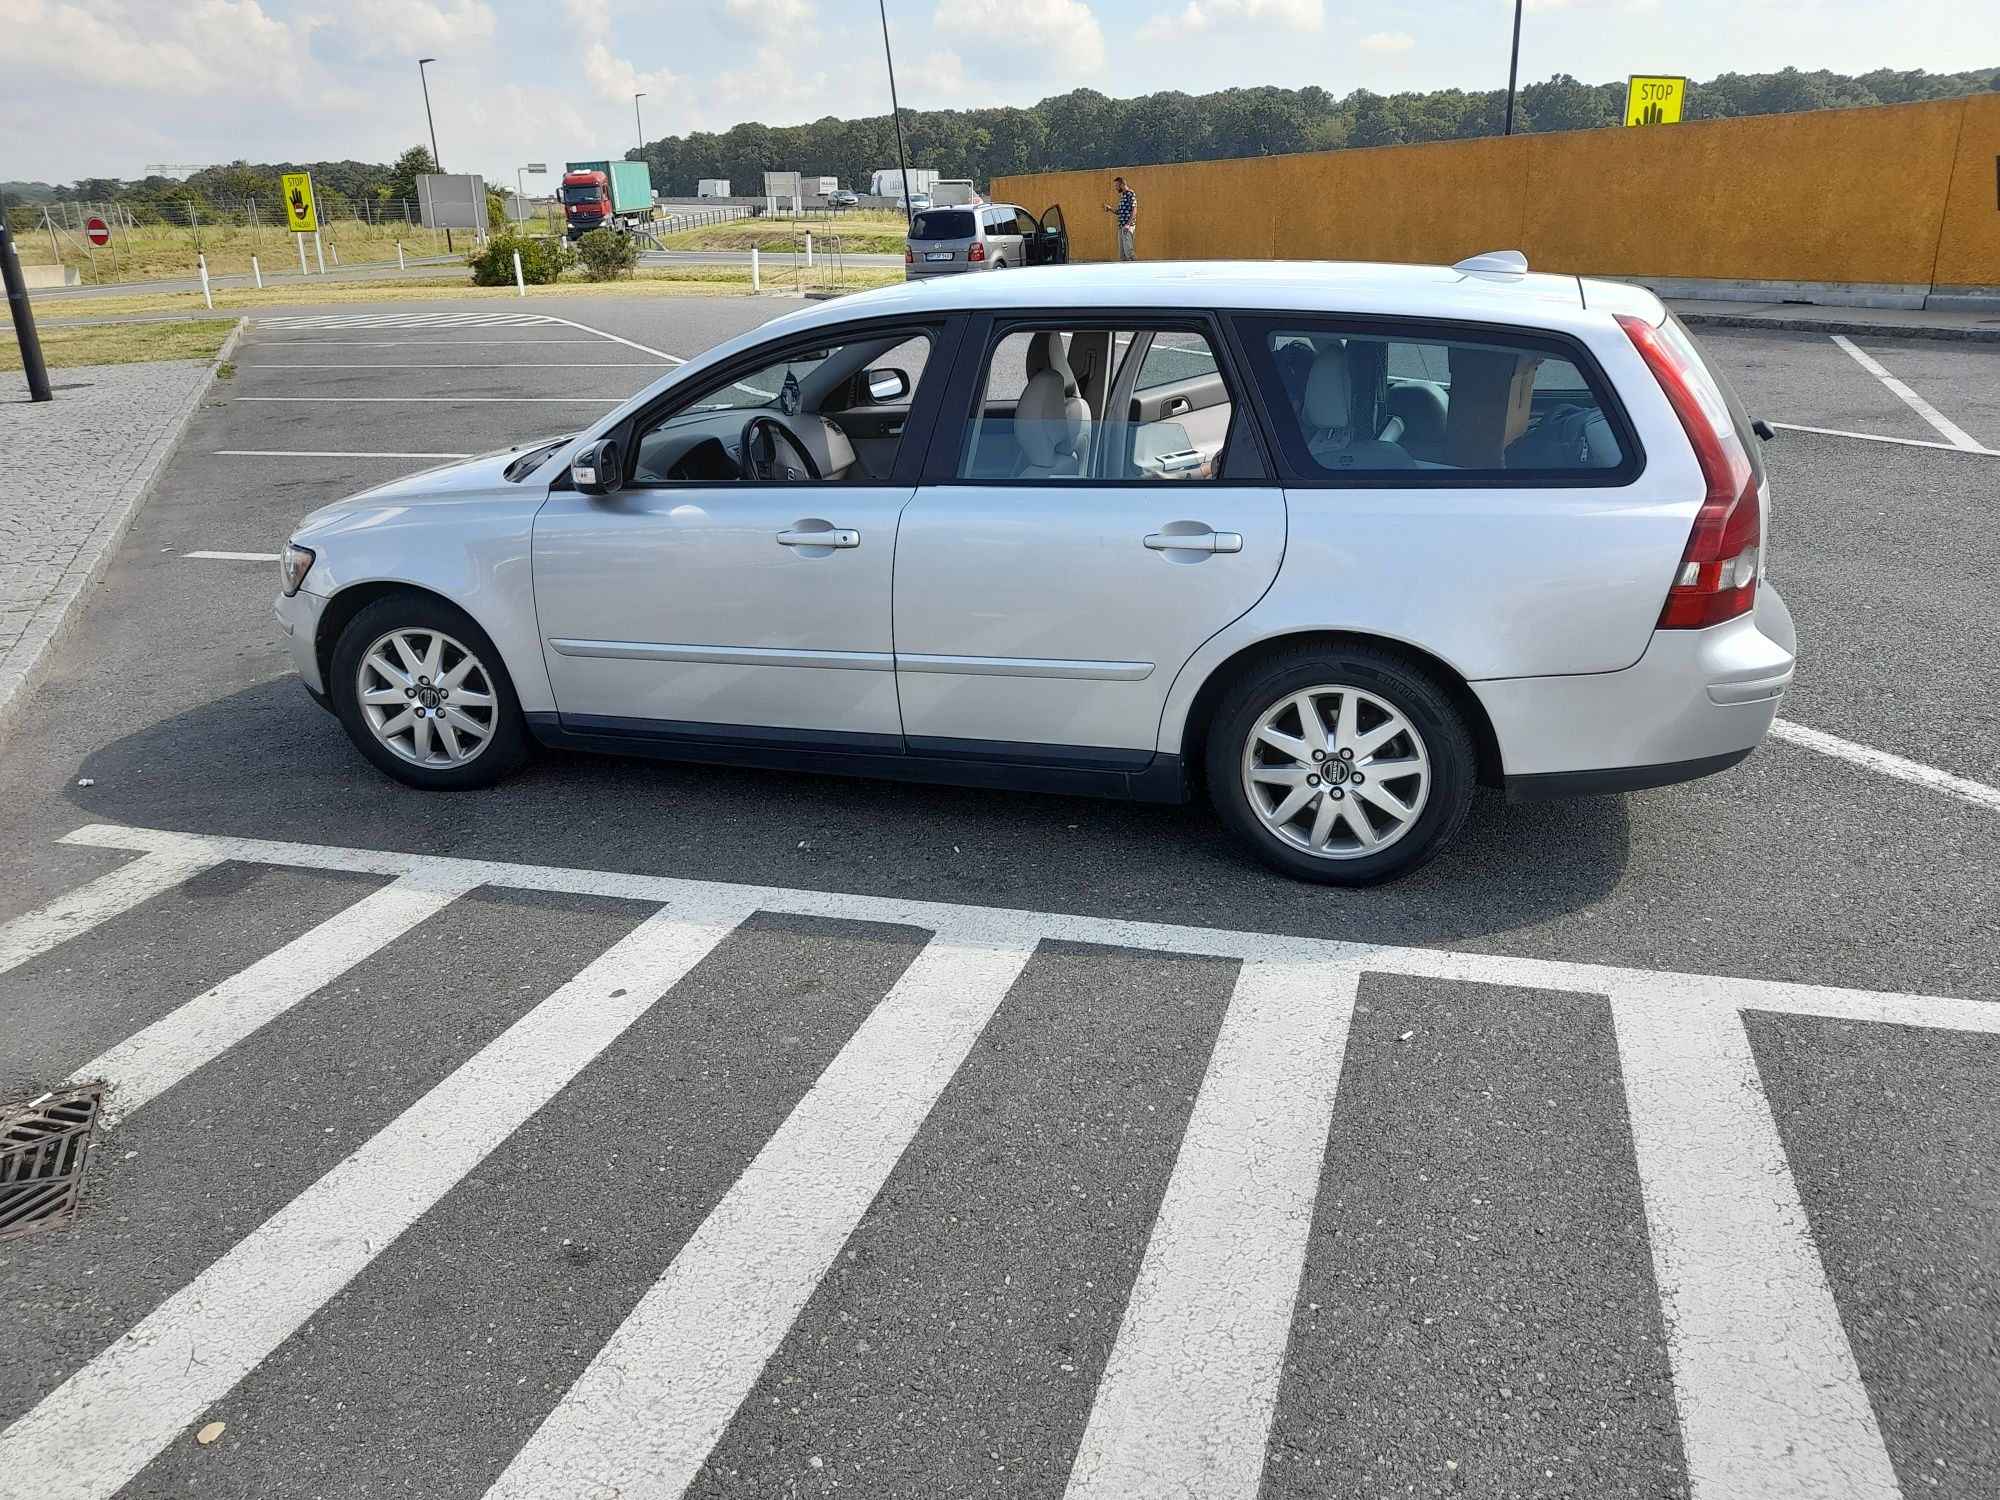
[561, 170, 612, 236]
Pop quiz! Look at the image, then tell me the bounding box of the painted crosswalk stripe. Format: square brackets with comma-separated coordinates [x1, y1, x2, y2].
[83, 869, 482, 1120]
[1611, 989, 1903, 1500]
[0, 842, 221, 976]
[0, 895, 754, 1500]
[1066, 959, 1363, 1499]
[484, 924, 1040, 1500]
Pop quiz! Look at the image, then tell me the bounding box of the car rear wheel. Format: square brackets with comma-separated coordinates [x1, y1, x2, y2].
[1206, 644, 1475, 884]
[329, 592, 531, 790]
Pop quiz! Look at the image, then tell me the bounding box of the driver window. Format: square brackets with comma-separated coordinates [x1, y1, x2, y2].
[629, 330, 935, 486]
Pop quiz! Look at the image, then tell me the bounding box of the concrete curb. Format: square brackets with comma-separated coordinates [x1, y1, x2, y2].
[0, 316, 248, 747]
[1678, 310, 2000, 344]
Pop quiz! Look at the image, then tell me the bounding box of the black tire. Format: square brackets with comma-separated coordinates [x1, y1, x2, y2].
[329, 591, 532, 791]
[1205, 643, 1476, 885]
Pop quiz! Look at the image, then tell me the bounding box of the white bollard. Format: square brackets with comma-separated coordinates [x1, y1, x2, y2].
[297, 233, 308, 275]
[397, 241, 405, 271]
[330, 243, 340, 267]
[804, 231, 813, 268]
[512, 249, 526, 297]
[751, 245, 760, 292]
[314, 231, 326, 275]
[251, 255, 262, 289]
[197, 253, 213, 309]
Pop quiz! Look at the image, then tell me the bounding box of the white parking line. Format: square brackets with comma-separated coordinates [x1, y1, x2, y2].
[1831, 335, 1987, 452]
[484, 927, 1041, 1500]
[1614, 992, 1903, 1500]
[543, 314, 687, 365]
[0, 895, 756, 1500]
[0, 841, 220, 976]
[182, 550, 280, 562]
[232, 396, 624, 404]
[256, 339, 622, 347]
[1067, 959, 1362, 1500]
[1772, 718, 2000, 812]
[240, 363, 667, 369]
[1770, 421, 1998, 456]
[213, 449, 472, 459]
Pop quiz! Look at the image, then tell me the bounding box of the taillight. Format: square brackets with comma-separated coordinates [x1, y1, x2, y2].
[904, 246, 914, 264]
[967, 241, 985, 263]
[1618, 313, 1760, 629]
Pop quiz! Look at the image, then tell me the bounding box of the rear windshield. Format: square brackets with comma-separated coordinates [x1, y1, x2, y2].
[909, 210, 975, 241]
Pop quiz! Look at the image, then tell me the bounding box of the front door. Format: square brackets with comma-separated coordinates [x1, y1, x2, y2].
[1032, 205, 1068, 266]
[892, 316, 1283, 761]
[532, 324, 947, 746]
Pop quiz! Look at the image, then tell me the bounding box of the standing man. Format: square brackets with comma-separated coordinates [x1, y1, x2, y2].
[1102, 175, 1137, 261]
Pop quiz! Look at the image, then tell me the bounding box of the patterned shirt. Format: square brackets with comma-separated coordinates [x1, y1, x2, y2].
[1116, 188, 1136, 227]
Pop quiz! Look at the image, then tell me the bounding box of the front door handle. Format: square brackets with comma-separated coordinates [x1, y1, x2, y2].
[777, 527, 860, 548]
[1144, 530, 1242, 555]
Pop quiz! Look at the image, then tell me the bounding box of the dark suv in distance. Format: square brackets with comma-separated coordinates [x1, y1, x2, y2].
[905, 202, 1069, 279]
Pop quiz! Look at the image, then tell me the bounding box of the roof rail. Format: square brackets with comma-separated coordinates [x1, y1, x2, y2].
[1453, 249, 1529, 281]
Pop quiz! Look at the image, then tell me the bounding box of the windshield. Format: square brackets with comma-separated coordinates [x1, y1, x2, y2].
[909, 210, 975, 241]
[560, 184, 603, 205]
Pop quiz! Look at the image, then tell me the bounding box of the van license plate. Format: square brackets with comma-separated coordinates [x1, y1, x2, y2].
[924, 251, 953, 261]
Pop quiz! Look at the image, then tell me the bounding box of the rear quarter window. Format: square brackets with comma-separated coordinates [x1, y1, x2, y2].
[909, 210, 976, 241]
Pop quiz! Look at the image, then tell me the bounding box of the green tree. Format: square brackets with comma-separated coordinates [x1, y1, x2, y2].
[387, 145, 438, 203]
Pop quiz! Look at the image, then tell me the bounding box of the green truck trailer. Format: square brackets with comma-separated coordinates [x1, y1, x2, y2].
[559, 160, 655, 240]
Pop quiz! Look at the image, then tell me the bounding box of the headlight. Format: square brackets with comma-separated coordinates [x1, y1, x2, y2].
[280, 543, 316, 596]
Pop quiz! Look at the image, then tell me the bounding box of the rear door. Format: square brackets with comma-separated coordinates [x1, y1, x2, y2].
[891, 313, 1285, 760]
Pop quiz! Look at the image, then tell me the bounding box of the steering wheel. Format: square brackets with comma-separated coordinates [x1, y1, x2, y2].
[738, 415, 823, 482]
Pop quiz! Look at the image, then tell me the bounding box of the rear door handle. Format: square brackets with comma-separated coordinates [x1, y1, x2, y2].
[1164, 397, 1191, 416]
[777, 528, 859, 548]
[1144, 530, 1242, 554]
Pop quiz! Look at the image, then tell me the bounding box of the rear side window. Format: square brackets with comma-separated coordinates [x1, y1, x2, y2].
[910, 210, 975, 241]
[1236, 317, 1638, 485]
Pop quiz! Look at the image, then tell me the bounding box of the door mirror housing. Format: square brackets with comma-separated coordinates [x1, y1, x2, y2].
[570, 437, 624, 497]
[864, 366, 910, 404]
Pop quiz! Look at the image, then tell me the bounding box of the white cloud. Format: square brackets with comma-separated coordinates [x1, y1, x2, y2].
[1358, 29, 1415, 53]
[721, 0, 817, 31]
[933, 0, 1103, 78]
[582, 41, 681, 104]
[1139, 0, 1323, 40]
[304, 0, 498, 57]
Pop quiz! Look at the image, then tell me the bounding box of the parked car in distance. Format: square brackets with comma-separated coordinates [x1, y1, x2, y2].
[894, 192, 931, 212]
[829, 189, 859, 208]
[905, 202, 1069, 278]
[276, 255, 1793, 884]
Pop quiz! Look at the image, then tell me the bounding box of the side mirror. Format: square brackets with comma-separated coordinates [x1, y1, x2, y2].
[570, 437, 624, 496]
[865, 366, 910, 403]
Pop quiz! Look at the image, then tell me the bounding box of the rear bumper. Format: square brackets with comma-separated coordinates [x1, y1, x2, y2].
[1479, 583, 1796, 796]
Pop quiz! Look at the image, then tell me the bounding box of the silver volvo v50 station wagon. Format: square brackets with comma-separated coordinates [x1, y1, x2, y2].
[275, 255, 1794, 884]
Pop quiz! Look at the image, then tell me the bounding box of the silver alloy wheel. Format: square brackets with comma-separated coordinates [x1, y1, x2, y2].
[1240, 685, 1431, 859]
[355, 627, 498, 769]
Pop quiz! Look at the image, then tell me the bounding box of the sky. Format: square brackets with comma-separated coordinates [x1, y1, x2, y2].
[5, 0, 1996, 186]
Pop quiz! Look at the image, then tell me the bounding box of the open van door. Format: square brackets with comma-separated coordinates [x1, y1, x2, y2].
[1033, 204, 1069, 266]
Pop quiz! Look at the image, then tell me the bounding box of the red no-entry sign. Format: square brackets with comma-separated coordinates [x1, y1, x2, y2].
[86, 218, 111, 246]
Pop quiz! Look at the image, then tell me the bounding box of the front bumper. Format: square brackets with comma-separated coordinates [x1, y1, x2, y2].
[1478, 583, 1797, 797]
[275, 588, 331, 696]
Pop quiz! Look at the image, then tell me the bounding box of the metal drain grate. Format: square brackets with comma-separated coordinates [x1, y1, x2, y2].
[0, 1086, 102, 1242]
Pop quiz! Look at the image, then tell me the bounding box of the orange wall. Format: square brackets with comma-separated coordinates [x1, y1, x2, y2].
[997, 93, 2000, 290]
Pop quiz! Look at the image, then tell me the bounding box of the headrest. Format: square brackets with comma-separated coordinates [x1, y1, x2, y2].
[1303, 347, 1353, 432]
[1024, 331, 1077, 395]
[1016, 367, 1081, 467]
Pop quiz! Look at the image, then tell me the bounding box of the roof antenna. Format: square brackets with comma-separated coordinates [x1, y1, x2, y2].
[1453, 249, 1529, 280]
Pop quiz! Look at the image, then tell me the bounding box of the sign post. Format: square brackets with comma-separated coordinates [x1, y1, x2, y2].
[1625, 75, 1687, 127]
[281, 171, 320, 273]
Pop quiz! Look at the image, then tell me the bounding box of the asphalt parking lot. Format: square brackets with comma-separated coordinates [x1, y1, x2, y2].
[1, 295, 1994, 1500]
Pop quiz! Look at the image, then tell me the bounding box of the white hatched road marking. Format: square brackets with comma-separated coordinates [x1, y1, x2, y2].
[1613, 987, 1904, 1500]
[0, 891, 756, 1500]
[1066, 959, 1363, 1500]
[4, 822, 1996, 1500]
[182, 549, 280, 562]
[1771, 718, 2000, 812]
[249, 312, 685, 365]
[82, 869, 481, 1119]
[1831, 334, 1987, 452]
[486, 928, 1041, 1500]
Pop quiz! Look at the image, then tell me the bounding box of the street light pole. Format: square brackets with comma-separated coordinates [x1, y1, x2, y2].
[1503, 0, 1524, 136]
[418, 56, 453, 251]
[634, 93, 647, 160]
[1, 203, 53, 403]
[877, 0, 914, 224]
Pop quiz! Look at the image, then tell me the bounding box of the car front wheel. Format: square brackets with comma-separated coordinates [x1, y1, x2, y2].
[329, 592, 531, 790]
[1206, 644, 1475, 884]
